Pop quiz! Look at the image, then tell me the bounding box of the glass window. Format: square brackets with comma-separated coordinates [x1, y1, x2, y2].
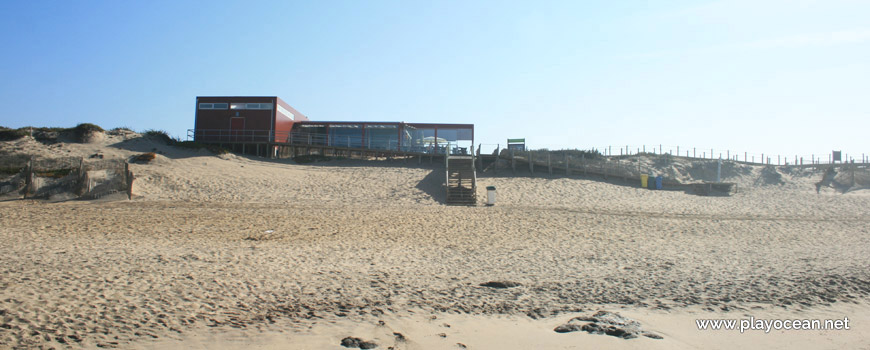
[246, 103, 273, 110]
[230, 103, 245, 110]
[212, 103, 228, 109]
[199, 103, 213, 109]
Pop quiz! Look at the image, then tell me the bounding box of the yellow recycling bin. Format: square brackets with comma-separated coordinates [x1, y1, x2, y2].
[640, 174, 649, 188]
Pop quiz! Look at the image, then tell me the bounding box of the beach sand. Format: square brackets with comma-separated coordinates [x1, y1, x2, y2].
[1, 133, 869, 349]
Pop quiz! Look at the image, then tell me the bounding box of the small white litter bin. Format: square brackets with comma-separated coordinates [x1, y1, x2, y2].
[486, 186, 496, 206]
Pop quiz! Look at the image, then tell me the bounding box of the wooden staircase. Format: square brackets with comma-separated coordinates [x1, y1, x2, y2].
[446, 156, 477, 205]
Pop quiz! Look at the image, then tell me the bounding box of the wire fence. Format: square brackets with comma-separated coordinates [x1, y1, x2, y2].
[0, 156, 132, 200]
[476, 143, 868, 167]
[484, 148, 869, 192]
[592, 144, 869, 166]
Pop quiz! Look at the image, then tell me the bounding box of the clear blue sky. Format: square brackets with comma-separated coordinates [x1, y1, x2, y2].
[1, 0, 868, 160]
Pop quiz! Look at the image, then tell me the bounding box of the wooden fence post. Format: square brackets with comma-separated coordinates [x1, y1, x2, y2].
[476, 144, 482, 171]
[495, 145, 499, 174]
[125, 161, 134, 200]
[529, 150, 534, 173]
[24, 157, 33, 199]
[565, 153, 570, 176]
[548, 153, 552, 175]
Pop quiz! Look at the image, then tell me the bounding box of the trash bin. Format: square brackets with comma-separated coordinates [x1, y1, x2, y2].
[640, 174, 649, 188]
[648, 174, 656, 189]
[486, 186, 496, 206]
[655, 176, 663, 190]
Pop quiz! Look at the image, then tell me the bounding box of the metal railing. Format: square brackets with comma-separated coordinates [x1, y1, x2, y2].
[187, 129, 474, 155]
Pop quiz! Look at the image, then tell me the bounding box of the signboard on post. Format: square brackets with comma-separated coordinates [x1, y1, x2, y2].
[507, 138, 525, 151]
[833, 151, 842, 162]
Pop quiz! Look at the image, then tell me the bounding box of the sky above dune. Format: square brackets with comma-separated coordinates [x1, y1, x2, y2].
[1, 0, 868, 160]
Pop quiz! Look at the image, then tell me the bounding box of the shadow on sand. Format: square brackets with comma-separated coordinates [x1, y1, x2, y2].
[415, 168, 447, 204]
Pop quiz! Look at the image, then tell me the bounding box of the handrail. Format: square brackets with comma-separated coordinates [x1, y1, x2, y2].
[187, 129, 474, 155]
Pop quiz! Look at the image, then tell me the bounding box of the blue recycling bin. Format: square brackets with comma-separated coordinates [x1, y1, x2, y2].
[655, 176, 663, 190]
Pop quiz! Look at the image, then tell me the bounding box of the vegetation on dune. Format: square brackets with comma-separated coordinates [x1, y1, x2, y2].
[73, 123, 104, 135]
[144, 129, 176, 145]
[73, 123, 105, 142]
[108, 126, 134, 134]
[34, 168, 74, 178]
[0, 127, 28, 141]
[0, 166, 24, 175]
[518, 148, 604, 160]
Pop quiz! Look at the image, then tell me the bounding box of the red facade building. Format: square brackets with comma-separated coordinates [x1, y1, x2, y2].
[193, 96, 309, 143]
[191, 96, 474, 156]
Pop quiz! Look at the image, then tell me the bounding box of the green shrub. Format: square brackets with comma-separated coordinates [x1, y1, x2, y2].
[516, 148, 603, 160]
[73, 123, 104, 141]
[0, 127, 28, 141]
[0, 166, 24, 175]
[144, 129, 176, 145]
[35, 169, 73, 178]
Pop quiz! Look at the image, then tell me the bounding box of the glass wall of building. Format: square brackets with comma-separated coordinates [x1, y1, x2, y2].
[436, 128, 474, 155]
[365, 124, 399, 150]
[327, 124, 363, 148]
[404, 126, 437, 153]
[289, 122, 472, 154]
[292, 124, 328, 145]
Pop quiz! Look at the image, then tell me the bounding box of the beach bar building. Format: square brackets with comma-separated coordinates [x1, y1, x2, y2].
[190, 96, 474, 157]
[193, 96, 309, 144]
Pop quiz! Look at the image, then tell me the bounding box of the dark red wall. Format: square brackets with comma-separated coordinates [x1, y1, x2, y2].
[274, 97, 309, 142]
[195, 97, 275, 142]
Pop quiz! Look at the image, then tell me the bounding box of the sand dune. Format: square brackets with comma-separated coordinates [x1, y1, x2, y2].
[1, 133, 869, 349]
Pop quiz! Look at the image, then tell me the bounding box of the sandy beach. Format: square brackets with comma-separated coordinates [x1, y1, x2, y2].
[1, 133, 869, 349]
